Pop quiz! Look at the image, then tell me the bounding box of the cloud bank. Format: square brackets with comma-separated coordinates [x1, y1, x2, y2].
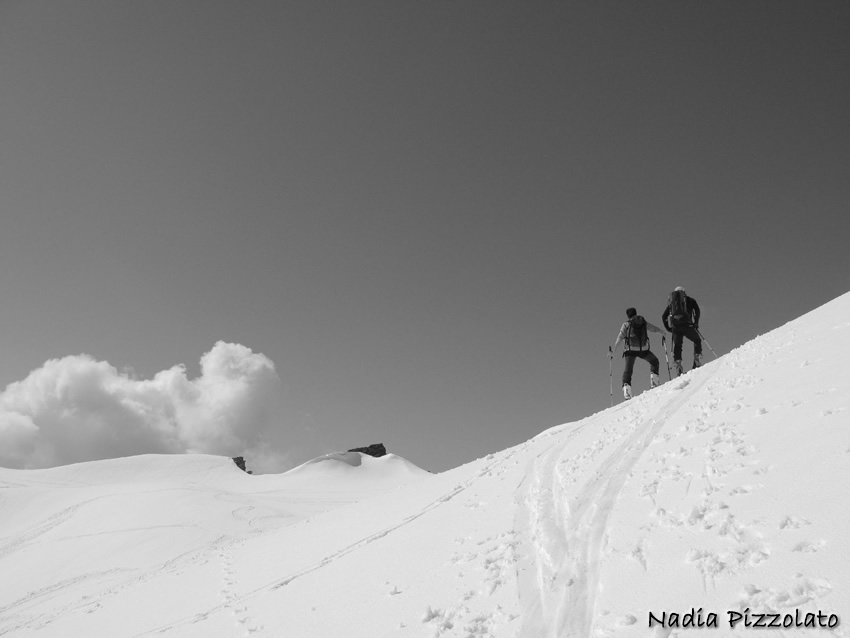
[0, 342, 289, 472]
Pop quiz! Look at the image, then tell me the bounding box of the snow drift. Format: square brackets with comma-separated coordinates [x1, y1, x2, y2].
[1, 292, 849, 637]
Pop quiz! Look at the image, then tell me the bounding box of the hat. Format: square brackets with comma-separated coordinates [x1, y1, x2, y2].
[674, 286, 685, 292]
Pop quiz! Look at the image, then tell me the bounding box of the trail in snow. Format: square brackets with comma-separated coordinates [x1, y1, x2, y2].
[519, 374, 709, 638]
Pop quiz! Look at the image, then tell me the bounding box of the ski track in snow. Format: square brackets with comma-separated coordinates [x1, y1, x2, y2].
[0, 490, 269, 636]
[0, 568, 134, 635]
[0, 496, 107, 561]
[0, 535, 227, 636]
[519, 372, 710, 638]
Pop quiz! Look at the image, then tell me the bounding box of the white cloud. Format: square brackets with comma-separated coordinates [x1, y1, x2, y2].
[0, 342, 289, 472]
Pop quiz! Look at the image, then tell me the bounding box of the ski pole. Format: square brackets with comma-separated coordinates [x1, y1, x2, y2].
[608, 346, 614, 406]
[662, 335, 672, 380]
[695, 328, 718, 359]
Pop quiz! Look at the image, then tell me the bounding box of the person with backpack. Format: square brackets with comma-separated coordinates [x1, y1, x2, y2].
[610, 307, 666, 400]
[662, 286, 702, 375]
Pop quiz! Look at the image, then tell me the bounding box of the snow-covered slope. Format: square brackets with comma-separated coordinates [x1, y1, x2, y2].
[1, 293, 849, 637]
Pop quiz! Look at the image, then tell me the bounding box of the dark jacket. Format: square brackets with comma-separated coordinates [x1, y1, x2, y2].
[662, 295, 700, 331]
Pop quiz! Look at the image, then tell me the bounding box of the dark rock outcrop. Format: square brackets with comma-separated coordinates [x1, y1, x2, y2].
[232, 456, 252, 474]
[346, 443, 387, 458]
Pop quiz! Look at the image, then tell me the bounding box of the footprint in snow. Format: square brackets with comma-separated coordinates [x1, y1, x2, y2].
[618, 614, 638, 626]
[779, 516, 811, 529]
[650, 626, 674, 638]
[736, 445, 757, 457]
[792, 540, 825, 553]
[737, 577, 833, 610]
[729, 484, 761, 496]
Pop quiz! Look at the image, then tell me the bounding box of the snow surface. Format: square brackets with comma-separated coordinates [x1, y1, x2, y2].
[2, 293, 849, 637]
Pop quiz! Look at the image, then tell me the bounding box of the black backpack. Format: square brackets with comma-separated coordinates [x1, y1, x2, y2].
[626, 315, 649, 351]
[669, 290, 690, 327]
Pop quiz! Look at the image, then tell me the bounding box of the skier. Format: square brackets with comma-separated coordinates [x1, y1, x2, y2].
[610, 307, 666, 400]
[662, 286, 702, 375]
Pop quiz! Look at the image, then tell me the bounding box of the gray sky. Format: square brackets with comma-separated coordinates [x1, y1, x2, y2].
[1, 1, 848, 472]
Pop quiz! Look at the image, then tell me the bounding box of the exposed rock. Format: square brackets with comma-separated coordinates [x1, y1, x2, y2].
[347, 443, 387, 458]
[232, 456, 252, 474]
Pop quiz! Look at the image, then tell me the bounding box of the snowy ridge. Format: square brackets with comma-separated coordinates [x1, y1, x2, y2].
[281, 451, 432, 488]
[1, 292, 849, 636]
[515, 292, 850, 637]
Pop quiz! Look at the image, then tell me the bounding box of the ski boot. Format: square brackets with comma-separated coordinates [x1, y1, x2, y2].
[693, 353, 702, 369]
[674, 360, 684, 376]
[623, 384, 632, 400]
[650, 373, 660, 389]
